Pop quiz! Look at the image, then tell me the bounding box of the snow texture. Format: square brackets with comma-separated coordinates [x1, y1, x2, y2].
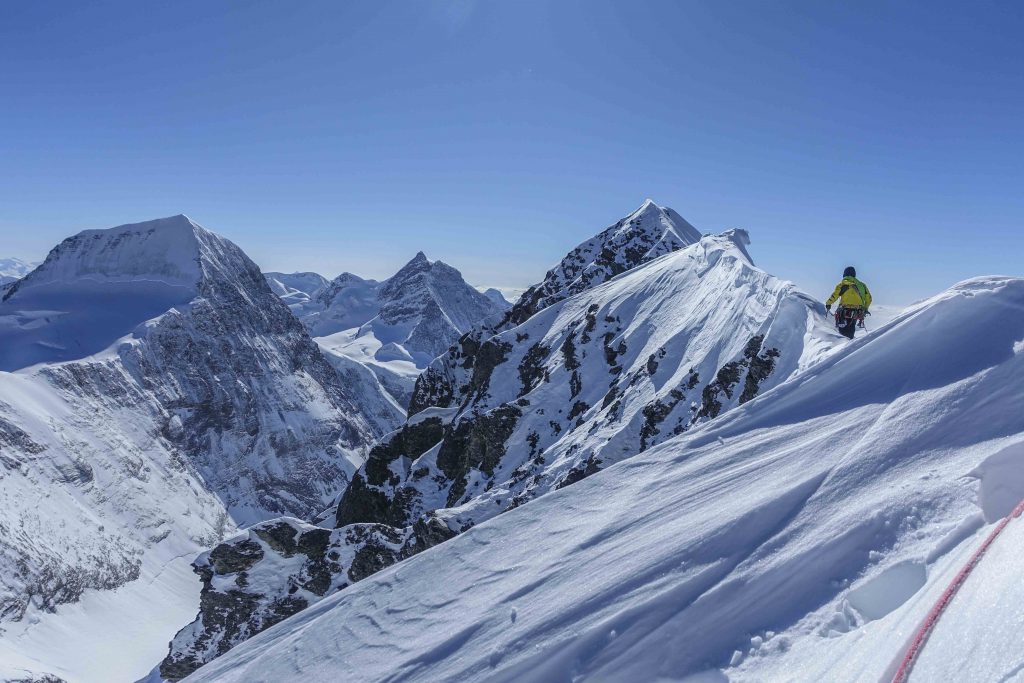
[165, 207, 841, 675]
[184, 275, 1024, 683]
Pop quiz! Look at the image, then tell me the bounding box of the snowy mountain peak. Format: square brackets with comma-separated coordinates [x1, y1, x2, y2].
[385, 251, 434, 284]
[5, 215, 208, 301]
[502, 200, 704, 327]
[621, 198, 702, 245]
[482, 287, 512, 310]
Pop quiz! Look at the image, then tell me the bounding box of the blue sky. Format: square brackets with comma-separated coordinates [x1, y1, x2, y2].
[1, 0, 1021, 303]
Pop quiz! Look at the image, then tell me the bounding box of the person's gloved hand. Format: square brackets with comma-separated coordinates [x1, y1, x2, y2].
[825, 305, 831, 315]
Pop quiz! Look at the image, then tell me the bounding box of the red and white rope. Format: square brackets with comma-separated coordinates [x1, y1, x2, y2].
[890, 498, 1024, 683]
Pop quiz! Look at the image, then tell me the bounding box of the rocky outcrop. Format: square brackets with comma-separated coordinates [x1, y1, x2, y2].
[161, 516, 455, 680]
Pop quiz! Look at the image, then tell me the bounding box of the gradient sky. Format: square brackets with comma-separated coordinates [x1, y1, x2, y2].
[1, 1, 1022, 304]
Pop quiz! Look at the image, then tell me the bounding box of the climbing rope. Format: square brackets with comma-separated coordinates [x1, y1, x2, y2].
[890, 497, 1024, 683]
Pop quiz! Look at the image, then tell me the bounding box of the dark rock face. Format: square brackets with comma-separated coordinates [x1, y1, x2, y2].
[209, 540, 264, 575]
[160, 514, 456, 679]
[698, 335, 781, 419]
[556, 455, 602, 489]
[437, 405, 522, 506]
[336, 417, 446, 527]
[160, 519, 344, 680]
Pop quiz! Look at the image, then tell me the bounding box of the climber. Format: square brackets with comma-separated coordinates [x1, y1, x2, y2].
[825, 266, 872, 340]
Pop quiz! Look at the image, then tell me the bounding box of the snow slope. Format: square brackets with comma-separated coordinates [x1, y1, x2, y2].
[184, 275, 1024, 683]
[163, 222, 839, 677]
[0, 216, 403, 682]
[349, 229, 836, 534]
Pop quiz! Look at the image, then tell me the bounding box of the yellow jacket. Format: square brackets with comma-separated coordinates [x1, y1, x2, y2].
[827, 276, 872, 310]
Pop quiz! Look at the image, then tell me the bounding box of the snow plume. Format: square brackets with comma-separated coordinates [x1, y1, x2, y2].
[185, 276, 1024, 683]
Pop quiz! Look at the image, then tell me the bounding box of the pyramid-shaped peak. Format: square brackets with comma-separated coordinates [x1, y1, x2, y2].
[6, 215, 226, 298]
[499, 200, 706, 327]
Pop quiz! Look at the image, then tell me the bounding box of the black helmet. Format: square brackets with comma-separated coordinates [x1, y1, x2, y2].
[843, 266, 856, 278]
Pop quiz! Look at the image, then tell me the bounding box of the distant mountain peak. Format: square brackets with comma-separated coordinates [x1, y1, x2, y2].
[482, 288, 512, 311]
[0, 257, 39, 286]
[2, 215, 218, 304]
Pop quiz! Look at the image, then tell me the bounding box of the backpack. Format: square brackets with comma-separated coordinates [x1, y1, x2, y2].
[839, 279, 867, 307]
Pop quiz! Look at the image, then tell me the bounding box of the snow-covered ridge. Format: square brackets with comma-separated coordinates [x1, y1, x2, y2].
[353, 228, 833, 532]
[183, 275, 1024, 683]
[163, 223, 838, 676]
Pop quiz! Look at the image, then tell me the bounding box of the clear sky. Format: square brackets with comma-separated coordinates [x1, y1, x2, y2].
[1, 1, 1021, 304]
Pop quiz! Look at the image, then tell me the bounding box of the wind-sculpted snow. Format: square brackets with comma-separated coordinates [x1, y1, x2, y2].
[182, 276, 1024, 683]
[0, 215, 403, 681]
[160, 515, 454, 680]
[166, 223, 836, 675]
